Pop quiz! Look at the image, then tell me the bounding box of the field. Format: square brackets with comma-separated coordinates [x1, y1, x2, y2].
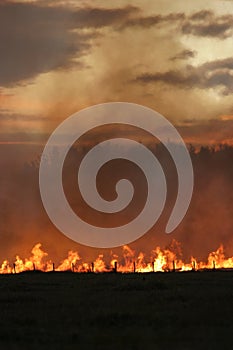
[0, 270, 233, 350]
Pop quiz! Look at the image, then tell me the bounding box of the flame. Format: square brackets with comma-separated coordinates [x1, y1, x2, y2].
[1, 240, 233, 274]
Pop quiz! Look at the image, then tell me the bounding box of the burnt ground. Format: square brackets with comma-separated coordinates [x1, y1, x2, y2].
[0, 270, 232, 350]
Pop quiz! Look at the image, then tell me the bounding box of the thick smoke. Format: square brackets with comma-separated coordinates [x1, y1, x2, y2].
[0, 134, 233, 264]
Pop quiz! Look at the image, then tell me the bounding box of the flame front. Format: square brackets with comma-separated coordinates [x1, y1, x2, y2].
[1, 240, 233, 274]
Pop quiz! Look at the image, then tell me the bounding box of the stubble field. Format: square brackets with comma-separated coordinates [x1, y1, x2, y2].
[0, 270, 232, 350]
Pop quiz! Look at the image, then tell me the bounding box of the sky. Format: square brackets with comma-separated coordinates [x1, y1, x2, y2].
[0, 0, 233, 262]
[1, 0, 233, 144]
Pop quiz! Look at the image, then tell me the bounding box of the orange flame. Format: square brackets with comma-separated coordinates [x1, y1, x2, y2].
[1, 240, 233, 274]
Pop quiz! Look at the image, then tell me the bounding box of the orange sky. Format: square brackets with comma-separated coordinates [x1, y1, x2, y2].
[0, 0, 233, 144]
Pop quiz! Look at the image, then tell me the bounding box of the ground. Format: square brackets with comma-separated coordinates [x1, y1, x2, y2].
[0, 270, 232, 350]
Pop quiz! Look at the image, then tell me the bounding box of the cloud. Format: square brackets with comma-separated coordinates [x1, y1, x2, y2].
[119, 12, 185, 30]
[1, 1, 232, 88]
[170, 49, 196, 61]
[0, 2, 138, 87]
[71, 5, 139, 28]
[181, 11, 233, 39]
[135, 57, 233, 95]
[189, 10, 213, 21]
[119, 8, 233, 40]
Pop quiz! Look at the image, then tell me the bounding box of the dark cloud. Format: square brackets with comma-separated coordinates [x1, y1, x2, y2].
[119, 13, 185, 29]
[119, 8, 233, 40]
[170, 49, 196, 61]
[71, 6, 139, 28]
[135, 57, 233, 95]
[181, 10, 233, 39]
[0, 2, 86, 86]
[189, 10, 213, 21]
[181, 19, 233, 39]
[0, 2, 138, 87]
[136, 70, 199, 86]
[1, 1, 232, 88]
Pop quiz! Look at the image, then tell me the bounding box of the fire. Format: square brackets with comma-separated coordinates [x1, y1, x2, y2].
[1, 240, 233, 274]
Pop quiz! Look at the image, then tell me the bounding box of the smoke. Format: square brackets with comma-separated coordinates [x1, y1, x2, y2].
[0, 138, 233, 263]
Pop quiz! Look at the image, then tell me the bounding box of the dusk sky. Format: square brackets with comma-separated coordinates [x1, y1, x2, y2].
[0, 0, 233, 263]
[1, 0, 233, 145]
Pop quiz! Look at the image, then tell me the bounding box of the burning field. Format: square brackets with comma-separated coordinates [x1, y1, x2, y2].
[1, 240, 233, 274]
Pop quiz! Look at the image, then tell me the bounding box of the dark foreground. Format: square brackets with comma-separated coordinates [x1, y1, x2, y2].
[0, 270, 233, 350]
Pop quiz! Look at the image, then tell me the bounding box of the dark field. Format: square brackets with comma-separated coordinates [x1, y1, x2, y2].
[0, 271, 233, 350]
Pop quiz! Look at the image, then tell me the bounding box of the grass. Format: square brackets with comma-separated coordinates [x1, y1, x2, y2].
[0, 270, 232, 349]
